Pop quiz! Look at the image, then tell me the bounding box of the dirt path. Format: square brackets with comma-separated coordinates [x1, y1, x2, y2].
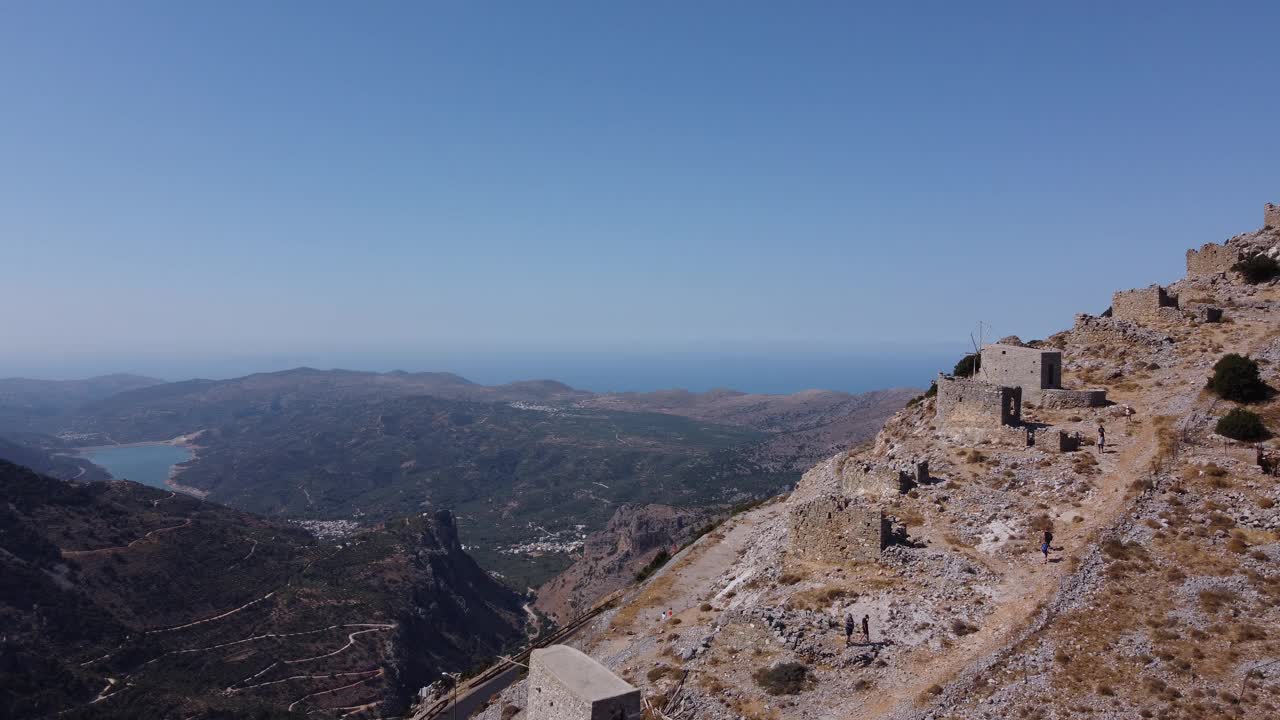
[851, 385, 1176, 719]
[287, 668, 385, 713]
[595, 501, 786, 657]
[146, 590, 277, 634]
[61, 518, 192, 556]
[282, 625, 394, 664]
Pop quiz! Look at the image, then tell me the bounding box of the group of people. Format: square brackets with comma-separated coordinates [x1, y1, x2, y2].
[843, 613, 871, 646]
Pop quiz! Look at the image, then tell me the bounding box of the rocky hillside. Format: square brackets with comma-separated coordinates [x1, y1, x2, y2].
[478, 208, 1280, 720]
[535, 503, 708, 623]
[0, 460, 526, 719]
[0, 434, 110, 482]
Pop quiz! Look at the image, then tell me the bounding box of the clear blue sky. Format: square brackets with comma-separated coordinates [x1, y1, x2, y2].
[2, 2, 1276, 388]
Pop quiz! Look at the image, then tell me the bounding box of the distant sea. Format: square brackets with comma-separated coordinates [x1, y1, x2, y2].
[440, 350, 955, 394]
[8, 347, 963, 396]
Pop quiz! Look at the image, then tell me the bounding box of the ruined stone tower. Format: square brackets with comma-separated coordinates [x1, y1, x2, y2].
[1111, 285, 1179, 324]
[787, 495, 888, 563]
[978, 344, 1061, 401]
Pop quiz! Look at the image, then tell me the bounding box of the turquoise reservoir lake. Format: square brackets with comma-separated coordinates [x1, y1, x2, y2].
[80, 444, 194, 491]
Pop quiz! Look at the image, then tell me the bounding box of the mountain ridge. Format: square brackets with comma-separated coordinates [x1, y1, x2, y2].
[0, 459, 526, 719]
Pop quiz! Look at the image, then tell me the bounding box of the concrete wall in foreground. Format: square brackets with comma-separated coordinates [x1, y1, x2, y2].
[527, 645, 641, 720]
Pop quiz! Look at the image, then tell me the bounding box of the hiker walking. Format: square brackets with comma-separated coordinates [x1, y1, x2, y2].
[861, 614, 871, 644]
[1042, 529, 1053, 564]
[1097, 423, 1106, 454]
[844, 613, 855, 647]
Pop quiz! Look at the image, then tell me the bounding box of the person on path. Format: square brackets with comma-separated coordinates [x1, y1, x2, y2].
[844, 613, 855, 647]
[1040, 536, 1051, 564]
[861, 614, 870, 644]
[1097, 423, 1106, 454]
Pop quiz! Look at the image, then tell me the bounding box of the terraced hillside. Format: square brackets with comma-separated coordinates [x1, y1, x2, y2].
[0, 461, 526, 719]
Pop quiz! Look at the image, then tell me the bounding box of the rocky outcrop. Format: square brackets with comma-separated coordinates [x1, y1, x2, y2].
[392, 510, 527, 712]
[535, 504, 703, 622]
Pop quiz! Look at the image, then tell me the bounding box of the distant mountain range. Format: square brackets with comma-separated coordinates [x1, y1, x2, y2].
[0, 373, 164, 432]
[0, 368, 914, 587]
[0, 459, 526, 719]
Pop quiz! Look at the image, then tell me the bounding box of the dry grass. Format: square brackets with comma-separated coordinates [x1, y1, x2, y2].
[790, 584, 856, 610]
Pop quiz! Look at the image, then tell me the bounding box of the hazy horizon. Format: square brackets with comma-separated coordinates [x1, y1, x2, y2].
[0, 343, 961, 395]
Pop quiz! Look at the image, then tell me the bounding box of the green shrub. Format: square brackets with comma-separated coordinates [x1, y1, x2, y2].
[753, 661, 811, 695]
[1233, 254, 1279, 284]
[906, 382, 938, 407]
[1215, 409, 1268, 442]
[634, 550, 671, 582]
[953, 354, 981, 378]
[1206, 354, 1268, 403]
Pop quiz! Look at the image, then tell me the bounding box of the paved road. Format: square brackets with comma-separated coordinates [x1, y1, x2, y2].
[449, 665, 521, 719]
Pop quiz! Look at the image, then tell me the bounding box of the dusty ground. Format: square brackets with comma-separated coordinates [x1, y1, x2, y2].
[478, 222, 1280, 720]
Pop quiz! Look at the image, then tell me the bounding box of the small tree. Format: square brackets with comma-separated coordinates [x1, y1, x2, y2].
[1206, 354, 1268, 403]
[1215, 409, 1268, 442]
[1232, 254, 1279, 284]
[953, 354, 981, 378]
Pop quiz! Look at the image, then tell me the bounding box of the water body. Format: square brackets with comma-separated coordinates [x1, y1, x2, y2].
[80, 444, 194, 491]
[36, 348, 960, 395]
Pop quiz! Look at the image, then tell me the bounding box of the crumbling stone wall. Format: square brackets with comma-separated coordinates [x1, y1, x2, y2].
[978, 344, 1061, 401]
[840, 459, 926, 497]
[1196, 306, 1224, 323]
[936, 375, 1021, 427]
[1038, 388, 1108, 409]
[788, 495, 887, 563]
[1186, 243, 1242, 276]
[1111, 285, 1179, 324]
[527, 645, 641, 720]
[1266, 202, 1279, 229]
[1072, 314, 1173, 349]
[1057, 431, 1081, 452]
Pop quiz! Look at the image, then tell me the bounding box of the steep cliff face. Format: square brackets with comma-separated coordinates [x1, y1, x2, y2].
[535, 504, 703, 622]
[392, 510, 527, 701]
[0, 461, 525, 719]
